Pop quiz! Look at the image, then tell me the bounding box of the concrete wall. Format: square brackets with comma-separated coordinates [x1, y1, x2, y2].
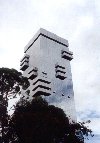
[20, 28, 76, 121]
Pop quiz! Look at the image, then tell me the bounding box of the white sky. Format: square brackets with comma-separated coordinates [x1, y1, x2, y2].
[0, 0, 100, 142]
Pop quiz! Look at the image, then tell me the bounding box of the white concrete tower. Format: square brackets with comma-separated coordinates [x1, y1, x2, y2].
[20, 28, 76, 121]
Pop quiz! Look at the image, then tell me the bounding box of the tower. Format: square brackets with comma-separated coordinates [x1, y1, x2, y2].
[20, 28, 76, 121]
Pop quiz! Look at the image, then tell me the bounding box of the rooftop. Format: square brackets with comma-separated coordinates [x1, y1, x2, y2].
[24, 28, 69, 53]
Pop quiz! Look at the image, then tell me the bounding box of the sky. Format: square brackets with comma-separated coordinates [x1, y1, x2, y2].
[0, 0, 100, 142]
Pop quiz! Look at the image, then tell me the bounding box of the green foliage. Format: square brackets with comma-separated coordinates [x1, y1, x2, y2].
[0, 67, 93, 143]
[0, 67, 29, 98]
[7, 98, 93, 143]
[0, 67, 29, 143]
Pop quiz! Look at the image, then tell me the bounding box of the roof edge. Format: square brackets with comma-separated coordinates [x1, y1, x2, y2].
[24, 28, 69, 53]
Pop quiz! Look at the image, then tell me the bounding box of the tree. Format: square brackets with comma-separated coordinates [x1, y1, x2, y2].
[0, 67, 29, 143]
[0, 68, 93, 143]
[8, 97, 93, 143]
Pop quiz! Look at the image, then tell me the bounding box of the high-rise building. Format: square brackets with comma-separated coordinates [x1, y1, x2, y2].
[20, 28, 76, 121]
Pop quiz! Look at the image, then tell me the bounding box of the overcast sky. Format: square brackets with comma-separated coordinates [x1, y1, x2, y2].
[0, 0, 100, 142]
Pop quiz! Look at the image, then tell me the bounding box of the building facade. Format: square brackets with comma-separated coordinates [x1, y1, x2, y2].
[20, 28, 76, 121]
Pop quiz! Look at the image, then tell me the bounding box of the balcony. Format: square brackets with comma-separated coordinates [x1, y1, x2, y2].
[55, 63, 66, 80]
[32, 86, 51, 97]
[55, 71, 66, 80]
[33, 81, 51, 91]
[20, 54, 30, 71]
[20, 54, 30, 62]
[61, 50, 73, 61]
[33, 78, 51, 85]
[32, 77, 51, 96]
[55, 63, 65, 70]
[20, 61, 29, 71]
[28, 67, 38, 80]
